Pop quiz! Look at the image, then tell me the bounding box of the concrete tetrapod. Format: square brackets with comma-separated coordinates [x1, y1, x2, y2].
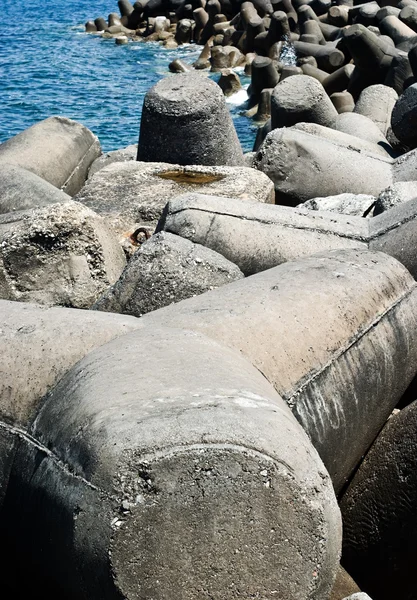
[253, 125, 393, 204]
[137, 248, 417, 492]
[0, 163, 71, 214]
[157, 192, 417, 280]
[0, 201, 126, 308]
[0, 117, 101, 196]
[137, 73, 244, 166]
[0, 301, 141, 507]
[341, 399, 417, 600]
[0, 327, 342, 600]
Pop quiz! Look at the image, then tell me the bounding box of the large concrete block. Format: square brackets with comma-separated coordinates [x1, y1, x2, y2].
[138, 248, 417, 492]
[353, 84, 398, 136]
[92, 231, 244, 316]
[341, 400, 417, 600]
[299, 193, 376, 216]
[137, 73, 244, 166]
[331, 112, 396, 158]
[0, 117, 101, 196]
[0, 163, 71, 214]
[158, 192, 417, 279]
[159, 193, 368, 275]
[391, 83, 417, 149]
[271, 74, 338, 129]
[75, 161, 274, 241]
[0, 201, 126, 308]
[374, 181, 417, 214]
[1, 327, 341, 600]
[253, 125, 393, 205]
[0, 300, 141, 505]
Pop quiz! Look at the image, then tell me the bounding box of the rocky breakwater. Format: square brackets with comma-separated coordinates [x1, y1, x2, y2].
[86, 0, 417, 130]
[3, 53, 417, 600]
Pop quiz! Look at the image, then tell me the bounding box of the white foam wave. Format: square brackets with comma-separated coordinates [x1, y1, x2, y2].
[226, 89, 249, 105]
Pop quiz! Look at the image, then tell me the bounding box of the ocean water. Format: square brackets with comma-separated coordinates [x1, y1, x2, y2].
[0, 0, 258, 153]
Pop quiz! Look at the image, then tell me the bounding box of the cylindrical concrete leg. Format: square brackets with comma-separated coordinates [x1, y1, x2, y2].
[137, 73, 244, 166]
[250, 56, 280, 102]
[330, 91, 355, 113]
[0, 116, 101, 196]
[271, 74, 338, 128]
[341, 400, 417, 600]
[322, 64, 355, 96]
[293, 40, 345, 71]
[0, 326, 342, 600]
[353, 83, 398, 135]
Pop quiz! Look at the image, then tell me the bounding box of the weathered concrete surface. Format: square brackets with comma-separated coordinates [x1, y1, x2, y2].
[299, 194, 376, 217]
[0, 117, 101, 196]
[353, 84, 398, 136]
[391, 82, 417, 148]
[330, 566, 361, 600]
[0, 163, 71, 214]
[93, 231, 244, 316]
[271, 74, 338, 129]
[139, 248, 417, 492]
[392, 147, 417, 183]
[158, 193, 417, 279]
[253, 126, 393, 205]
[0, 201, 126, 308]
[374, 181, 417, 214]
[292, 122, 396, 160]
[75, 161, 274, 239]
[88, 144, 137, 178]
[341, 400, 417, 600]
[1, 327, 342, 600]
[331, 113, 396, 158]
[137, 73, 244, 166]
[158, 193, 368, 275]
[0, 300, 141, 506]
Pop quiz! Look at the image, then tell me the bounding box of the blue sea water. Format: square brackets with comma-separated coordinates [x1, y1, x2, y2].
[0, 0, 258, 153]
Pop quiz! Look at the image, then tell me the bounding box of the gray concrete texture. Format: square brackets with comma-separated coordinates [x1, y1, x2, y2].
[157, 191, 417, 281]
[353, 84, 398, 136]
[0, 116, 101, 196]
[330, 112, 396, 158]
[253, 125, 393, 205]
[0, 163, 71, 214]
[0, 325, 342, 600]
[374, 181, 417, 214]
[330, 567, 361, 600]
[88, 144, 137, 178]
[74, 160, 274, 240]
[271, 74, 338, 130]
[137, 247, 417, 493]
[299, 193, 376, 217]
[0, 300, 141, 506]
[391, 83, 417, 148]
[137, 73, 244, 166]
[92, 231, 244, 316]
[341, 400, 417, 600]
[0, 200, 126, 308]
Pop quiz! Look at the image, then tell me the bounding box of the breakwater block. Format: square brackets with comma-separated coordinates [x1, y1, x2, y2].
[0, 163, 71, 214]
[0, 116, 101, 196]
[139, 248, 417, 492]
[137, 73, 245, 166]
[92, 230, 244, 316]
[0, 200, 126, 308]
[254, 124, 393, 204]
[0, 300, 141, 507]
[0, 323, 341, 600]
[157, 191, 417, 280]
[341, 399, 417, 600]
